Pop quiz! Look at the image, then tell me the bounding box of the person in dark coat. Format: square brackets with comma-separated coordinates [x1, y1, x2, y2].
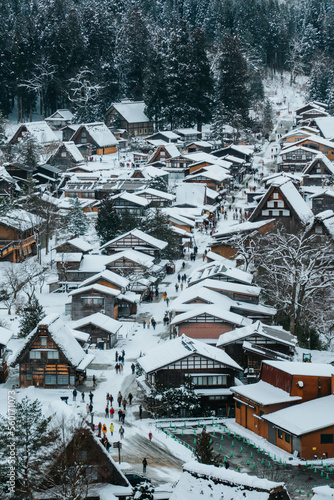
[105, 405, 109, 418]
[128, 393, 133, 405]
[72, 389, 77, 401]
[89, 391, 94, 403]
[142, 457, 148, 473]
[131, 363, 135, 374]
[139, 405, 143, 419]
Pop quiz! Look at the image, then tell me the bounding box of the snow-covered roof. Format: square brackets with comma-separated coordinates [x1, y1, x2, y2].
[10, 314, 93, 369]
[138, 334, 242, 373]
[0, 166, 16, 184]
[100, 228, 167, 251]
[135, 188, 175, 201]
[55, 252, 83, 263]
[314, 117, 334, 139]
[314, 209, 334, 238]
[61, 141, 84, 162]
[312, 486, 334, 499]
[20, 121, 59, 144]
[79, 270, 129, 289]
[104, 249, 155, 268]
[164, 143, 180, 158]
[213, 219, 275, 239]
[0, 327, 13, 346]
[70, 329, 90, 343]
[182, 461, 284, 491]
[112, 191, 150, 206]
[162, 208, 196, 227]
[175, 183, 206, 207]
[0, 209, 42, 231]
[293, 135, 334, 149]
[71, 312, 123, 335]
[69, 284, 121, 298]
[174, 127, 200, 137]
[263, 395, 334, 436]
[46, 109, 74, 121]
[84, 122, 118, 147]
[263, 360, 334, 377]
[170, 305, 252, 327]
[78, 255, 113, 273]
[188, 261, 253, 286]
[231, 380, 301, 406]
[303, 152, 334, 175]
[199, 278, 261, 297]
[111, 100, 150, 123]
[267, 178, 313, 225]
[65, 237, 93, 252]
[279, 144, 319, 155]
[216, 321, 295, 348]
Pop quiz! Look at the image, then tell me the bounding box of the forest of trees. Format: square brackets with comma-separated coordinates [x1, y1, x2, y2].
[1, 0, 334, 126]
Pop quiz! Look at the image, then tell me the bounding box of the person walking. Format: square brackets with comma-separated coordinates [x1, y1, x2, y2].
[166, 297, 169, 307]
[86, 404, 90, 414]
[105, 405, 109, 418]
[89, 402, 93, 413]
[121, 411, 125, 424]
[175, 283, 179, 292]
[163, 292, 167, 301]
[117, 392, 122, 407]
[122, 398, 127, 411]
[89, 391, 94, 403]
[98, 422, 102, 438]
[110, 423, 114, 436]
[128, 393, 133, 405]
[143, 320, 146, 329]
[142, 457, 148, 473]
[119, 426, 125, 439]
[119, 362, 123, 374]
[146, 319, 150, 329]
[148, 432, 152, 441]
[102, 423, 107, 436]
[131, 363, 135, 374]
[81, 392, 85, 402]
[110, 406, 115, 418]
[118, 408, 122, 421]
[180, 283, 183, 291]
[72, 388, 77, 401]
[109, 394, 113, 405]
[115, 351, 119, 362]
[139, 405, 143, 419]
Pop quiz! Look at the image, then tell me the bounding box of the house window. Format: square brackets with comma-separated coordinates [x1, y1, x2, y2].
[30, 351, 41, 359]
[47, 351, 59, 359]
[321, 434, 334, 444]
[58, 375, 69, 385]
[236, 401, 241, 409]
[260, 411, 264, 417]
[61, 152, 67, 157]
[45, 375, 57, 385]
[273, 193, 279, 199]
[82, 297, 104, 305]
[285, 433, 291, 443]
[26, 374, 32, 381]
[278, 430, 283, 439]
[315, 225, 323, 234]
[40, 337, 47, 346]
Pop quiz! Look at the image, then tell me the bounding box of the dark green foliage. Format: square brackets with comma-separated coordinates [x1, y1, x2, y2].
[66, 197, 88, 237]
[13, 136, 42, 170]
[194, 429, 220, 465]
[142, 209, 179, 260]
[19, 295, 45, 338]
[132, 482, 154, 500]
[96, 196, 124, 245]
[262, 99, 274, 138]
[0, 397, 59, 499]
[147, 176, 168, 193]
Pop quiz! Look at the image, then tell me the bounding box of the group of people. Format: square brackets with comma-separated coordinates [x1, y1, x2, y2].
[143, 318, 156, 329]
[115, 350, 125, 363]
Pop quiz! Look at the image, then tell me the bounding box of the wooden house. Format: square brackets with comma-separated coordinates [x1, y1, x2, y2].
[172, 462, 290, 500]
[163, 209, 195, 233]
[135, 187, 175, 207]
[79, 270, 130, 294]
[186, 140, 213, 154]
[302, 152, 334, 186]
[47, 141, 84, 168]
[0, 167, 19, 198]
[210, 219, 275, 260]
[198, 278, 261, 304]
[0, 209, 41, 262]
[104, 249, 155, 276]
[10, 314, 94, 388]
[278, 145, 318, 172]
[45, 109, 73, 129]
[100, 229, 168, 260]
[71, 312, 123, 349]
[55, 252, 83, 282]
[295, 101, 328, 118]
[289, 136, 334, 161]
[60, 123, 80, 141]
[68, 284, 121, 321]
[279, 127, 319, 148]
[262, 395, 334, 460]
[111, 192, 149, 215]
[309, 210, 334, 239]
[0, 327, 13, 383]
[216, 321, 296, 378]
[71, 122, 118, 155]
[147, 143, 180, 164]
[34, 163, 61, 186]
[296, 106, 329, 125]
[44, 427, 131, 499]
[248, 177, 314, 232]
[313, 116, 334, 139]
[55, 237, 93, 255]
[310, 191, 334, 215]
[3, 162, 34, 182]
[7, 121, 59, 146]
[145, 130, 180, 143]
[212, 144, 253, 164]
[105, 99, 153, 137]
[173, 128, 201, 142]
[188, 260, 253, 287]
[184, 165, 231, 191]
[170, 305, 252, 343]
[137, 334, 242, 416]
[232, 360, 334, 447]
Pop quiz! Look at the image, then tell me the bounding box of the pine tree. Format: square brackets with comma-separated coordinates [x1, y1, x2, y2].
[147, 176, 168, 193]
[132, 482, 155, 499]
[66, 198, 88, 237]
[141, 209, 179, 260]
[14, 135, 42, 170]
[96, 196, 122, 245]
[0, 397, 59, 499]
[19, 295, 45, 338]
[194, 429, 217, 465]
[262, 99, 274, 138]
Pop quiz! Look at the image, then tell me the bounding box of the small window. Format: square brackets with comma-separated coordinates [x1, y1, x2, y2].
[45, 375, 57, 385]
[30, 351, 41, 359]
[40, 337, 47, 346]
[26, 374, 32, 381]
[236, 401, 241, 409]
[61, 152, 67, 157]
[273, 193, 279, 199]
[278, 429, 283, 440]
[47, 351, 59, 359]
[285, 433, 291, 443]
[315, 225, 323, 234]
[321, 434, 334, 444]
[260, 410, 264, 417]
[58, 375, 69, 385]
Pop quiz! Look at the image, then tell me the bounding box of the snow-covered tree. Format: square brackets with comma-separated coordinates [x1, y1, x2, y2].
[194, 429, 221, 465]
[253, 227, 334, 340]
[65, 198, 88, 237]
[19, 295, 45, 338]
[0, 397, 59, 499]
[132, 482, 155, 500]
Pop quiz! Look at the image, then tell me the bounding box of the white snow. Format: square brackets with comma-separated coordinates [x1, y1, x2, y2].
[111, 100, 150, 124]
[231, 380, 301, 406]
[100, 228, 168, 251]
[71, 312, 123, 335]
[263, 360, 334, 377]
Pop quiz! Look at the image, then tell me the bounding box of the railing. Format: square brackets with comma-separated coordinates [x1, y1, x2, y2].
[0, 235, 36, 258]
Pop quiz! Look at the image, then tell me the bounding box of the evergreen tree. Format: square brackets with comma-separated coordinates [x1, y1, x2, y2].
[214, 34, 251, 124]
[194, 429, 219, 465]
[120, 209, 141, 234]
[132, 482, 154, 499]
[14, 136, 42, 170]
[262, 99, 274, 138]
[148, 176, 168, 193]
[96, 196, 122, 245]
[19, 295, 45, 338]
[141, 209, 179, 260]
[0, 397, 59, 499]
[66, 198, 88, 237]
